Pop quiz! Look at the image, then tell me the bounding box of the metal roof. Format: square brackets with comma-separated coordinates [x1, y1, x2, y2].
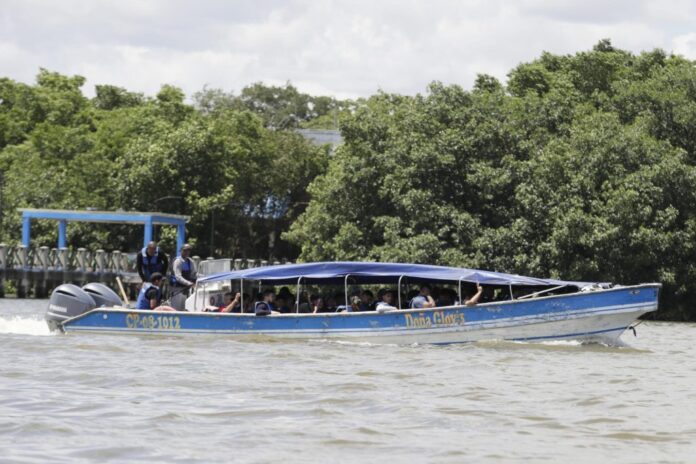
[18, 208, 189, 225]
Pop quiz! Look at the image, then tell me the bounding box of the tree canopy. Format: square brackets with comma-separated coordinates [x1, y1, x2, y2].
[284, 41, 696, 320]
[2, 41, 696, 319]
[0, 70, 328, 259]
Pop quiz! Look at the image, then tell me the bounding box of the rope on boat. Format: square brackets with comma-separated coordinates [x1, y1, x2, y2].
[628, 319, 645, 337]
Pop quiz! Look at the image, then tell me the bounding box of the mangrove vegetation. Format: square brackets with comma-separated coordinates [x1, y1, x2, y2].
[2, 40, 696, 319]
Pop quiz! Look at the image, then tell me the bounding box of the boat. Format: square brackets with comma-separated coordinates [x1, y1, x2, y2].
[45, 262, 660, 345]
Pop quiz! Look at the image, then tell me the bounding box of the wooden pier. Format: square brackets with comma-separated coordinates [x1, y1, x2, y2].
[0, 244, 286, 299]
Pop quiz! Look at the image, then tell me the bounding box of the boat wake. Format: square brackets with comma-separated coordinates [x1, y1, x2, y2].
[0, 315, 53, 336]
[468, 337, 643, 352]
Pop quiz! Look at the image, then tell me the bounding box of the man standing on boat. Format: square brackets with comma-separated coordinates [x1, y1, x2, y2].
[169, 243, 197, 311]
[136, 241, 169, 283]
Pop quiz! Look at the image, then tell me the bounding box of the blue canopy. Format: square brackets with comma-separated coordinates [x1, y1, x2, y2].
[198, 262, 596, 287]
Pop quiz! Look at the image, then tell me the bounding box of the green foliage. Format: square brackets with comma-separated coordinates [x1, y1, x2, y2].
[286, 40, 696, 319]
[93, 85, 144, 110]
[4, 40, 696, 319]
[192, 82, 356, 130]
[0, 71, 328, 260]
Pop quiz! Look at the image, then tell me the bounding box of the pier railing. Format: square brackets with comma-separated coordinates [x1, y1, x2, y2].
[0, 244, 290, 298]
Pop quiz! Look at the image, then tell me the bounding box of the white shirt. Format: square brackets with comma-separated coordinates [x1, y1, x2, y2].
[375, 301, 396, 312]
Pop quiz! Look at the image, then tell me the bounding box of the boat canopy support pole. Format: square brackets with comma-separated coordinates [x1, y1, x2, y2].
[240, 279, 244, 313]
[296, 276, 302, 313]
[458, 278, 463, 306]
[517, 285, 567, 300]
[397, 275, 404, 309]
[344, 275, 350, 310]
[509, 284, 514, 301]
[198, 282, 204, 312]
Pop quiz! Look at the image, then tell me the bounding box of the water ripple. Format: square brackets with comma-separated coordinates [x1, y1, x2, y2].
[1, 302, 696, 463]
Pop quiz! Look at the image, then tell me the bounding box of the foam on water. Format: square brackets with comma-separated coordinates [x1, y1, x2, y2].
[0, 315, 53, 336]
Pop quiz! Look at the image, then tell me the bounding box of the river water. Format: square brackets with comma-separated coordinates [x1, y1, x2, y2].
[1, 299, 694, 463]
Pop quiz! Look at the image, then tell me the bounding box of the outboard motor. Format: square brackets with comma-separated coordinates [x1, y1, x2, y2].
[46, 284, 96, 332]
[82, 283, 123, 308]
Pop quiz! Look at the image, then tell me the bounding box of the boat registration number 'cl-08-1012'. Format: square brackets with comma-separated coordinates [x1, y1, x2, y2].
[125, 313, 181, 330]
[404, 311, 465, 328]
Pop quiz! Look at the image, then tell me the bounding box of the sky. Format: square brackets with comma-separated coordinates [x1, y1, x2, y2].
[1, 0, 696, 99]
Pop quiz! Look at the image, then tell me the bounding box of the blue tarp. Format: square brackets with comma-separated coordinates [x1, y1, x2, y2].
[198, 262, 596, 287]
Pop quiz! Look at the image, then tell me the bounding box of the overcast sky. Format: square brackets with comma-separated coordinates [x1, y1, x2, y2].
[2, 0, 695, 99]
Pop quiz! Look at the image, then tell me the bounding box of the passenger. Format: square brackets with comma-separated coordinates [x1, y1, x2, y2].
[239, 294, 252, 313]
[221, 292, 241, 312]
[345, 295, 361, 312]
[406, 289, 419, 306]
[375, 290, 397, 312]
[464, 283, 484, 306]
[436, 288, 457, 307]
[481, 286, 496, 303]
[275, 296, 292, 314]
[277, 286, 295, 304]
[221, 293, 251, 313]
[204, 292, 233, 312]
[135, 273, 176, 311]
[325, 296, 338, 312]
[410, 285, 436, 309]
[301, 294, 315, 313]
[255, 290, 279, 316]
[495, 288, 507, 301]
[169, 244, 197, 311]
[360, 290, 375, 311]
[313, 297, 328, 314]
[220, 292, 234, 309]
[136, 241, 169, 283]
[296, 291, 311, 313]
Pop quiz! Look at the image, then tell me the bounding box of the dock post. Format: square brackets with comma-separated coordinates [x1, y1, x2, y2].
[57, 248, 68, 269]
[120, 252, 129, 273]
[17, 245, 28, 268]
[38, 246, 49, 270]
[112, 250, 122, 273]
[17, 281, 26, 298]
[34, 246, 50, 298]
[76, 248, 87, 272]
[95, 249, 105, 273]
[16, 246, 28, 298]
[50, 248, 58, 270]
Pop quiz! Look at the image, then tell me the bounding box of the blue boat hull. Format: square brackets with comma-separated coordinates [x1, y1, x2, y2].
[59, 284, 660, 345]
